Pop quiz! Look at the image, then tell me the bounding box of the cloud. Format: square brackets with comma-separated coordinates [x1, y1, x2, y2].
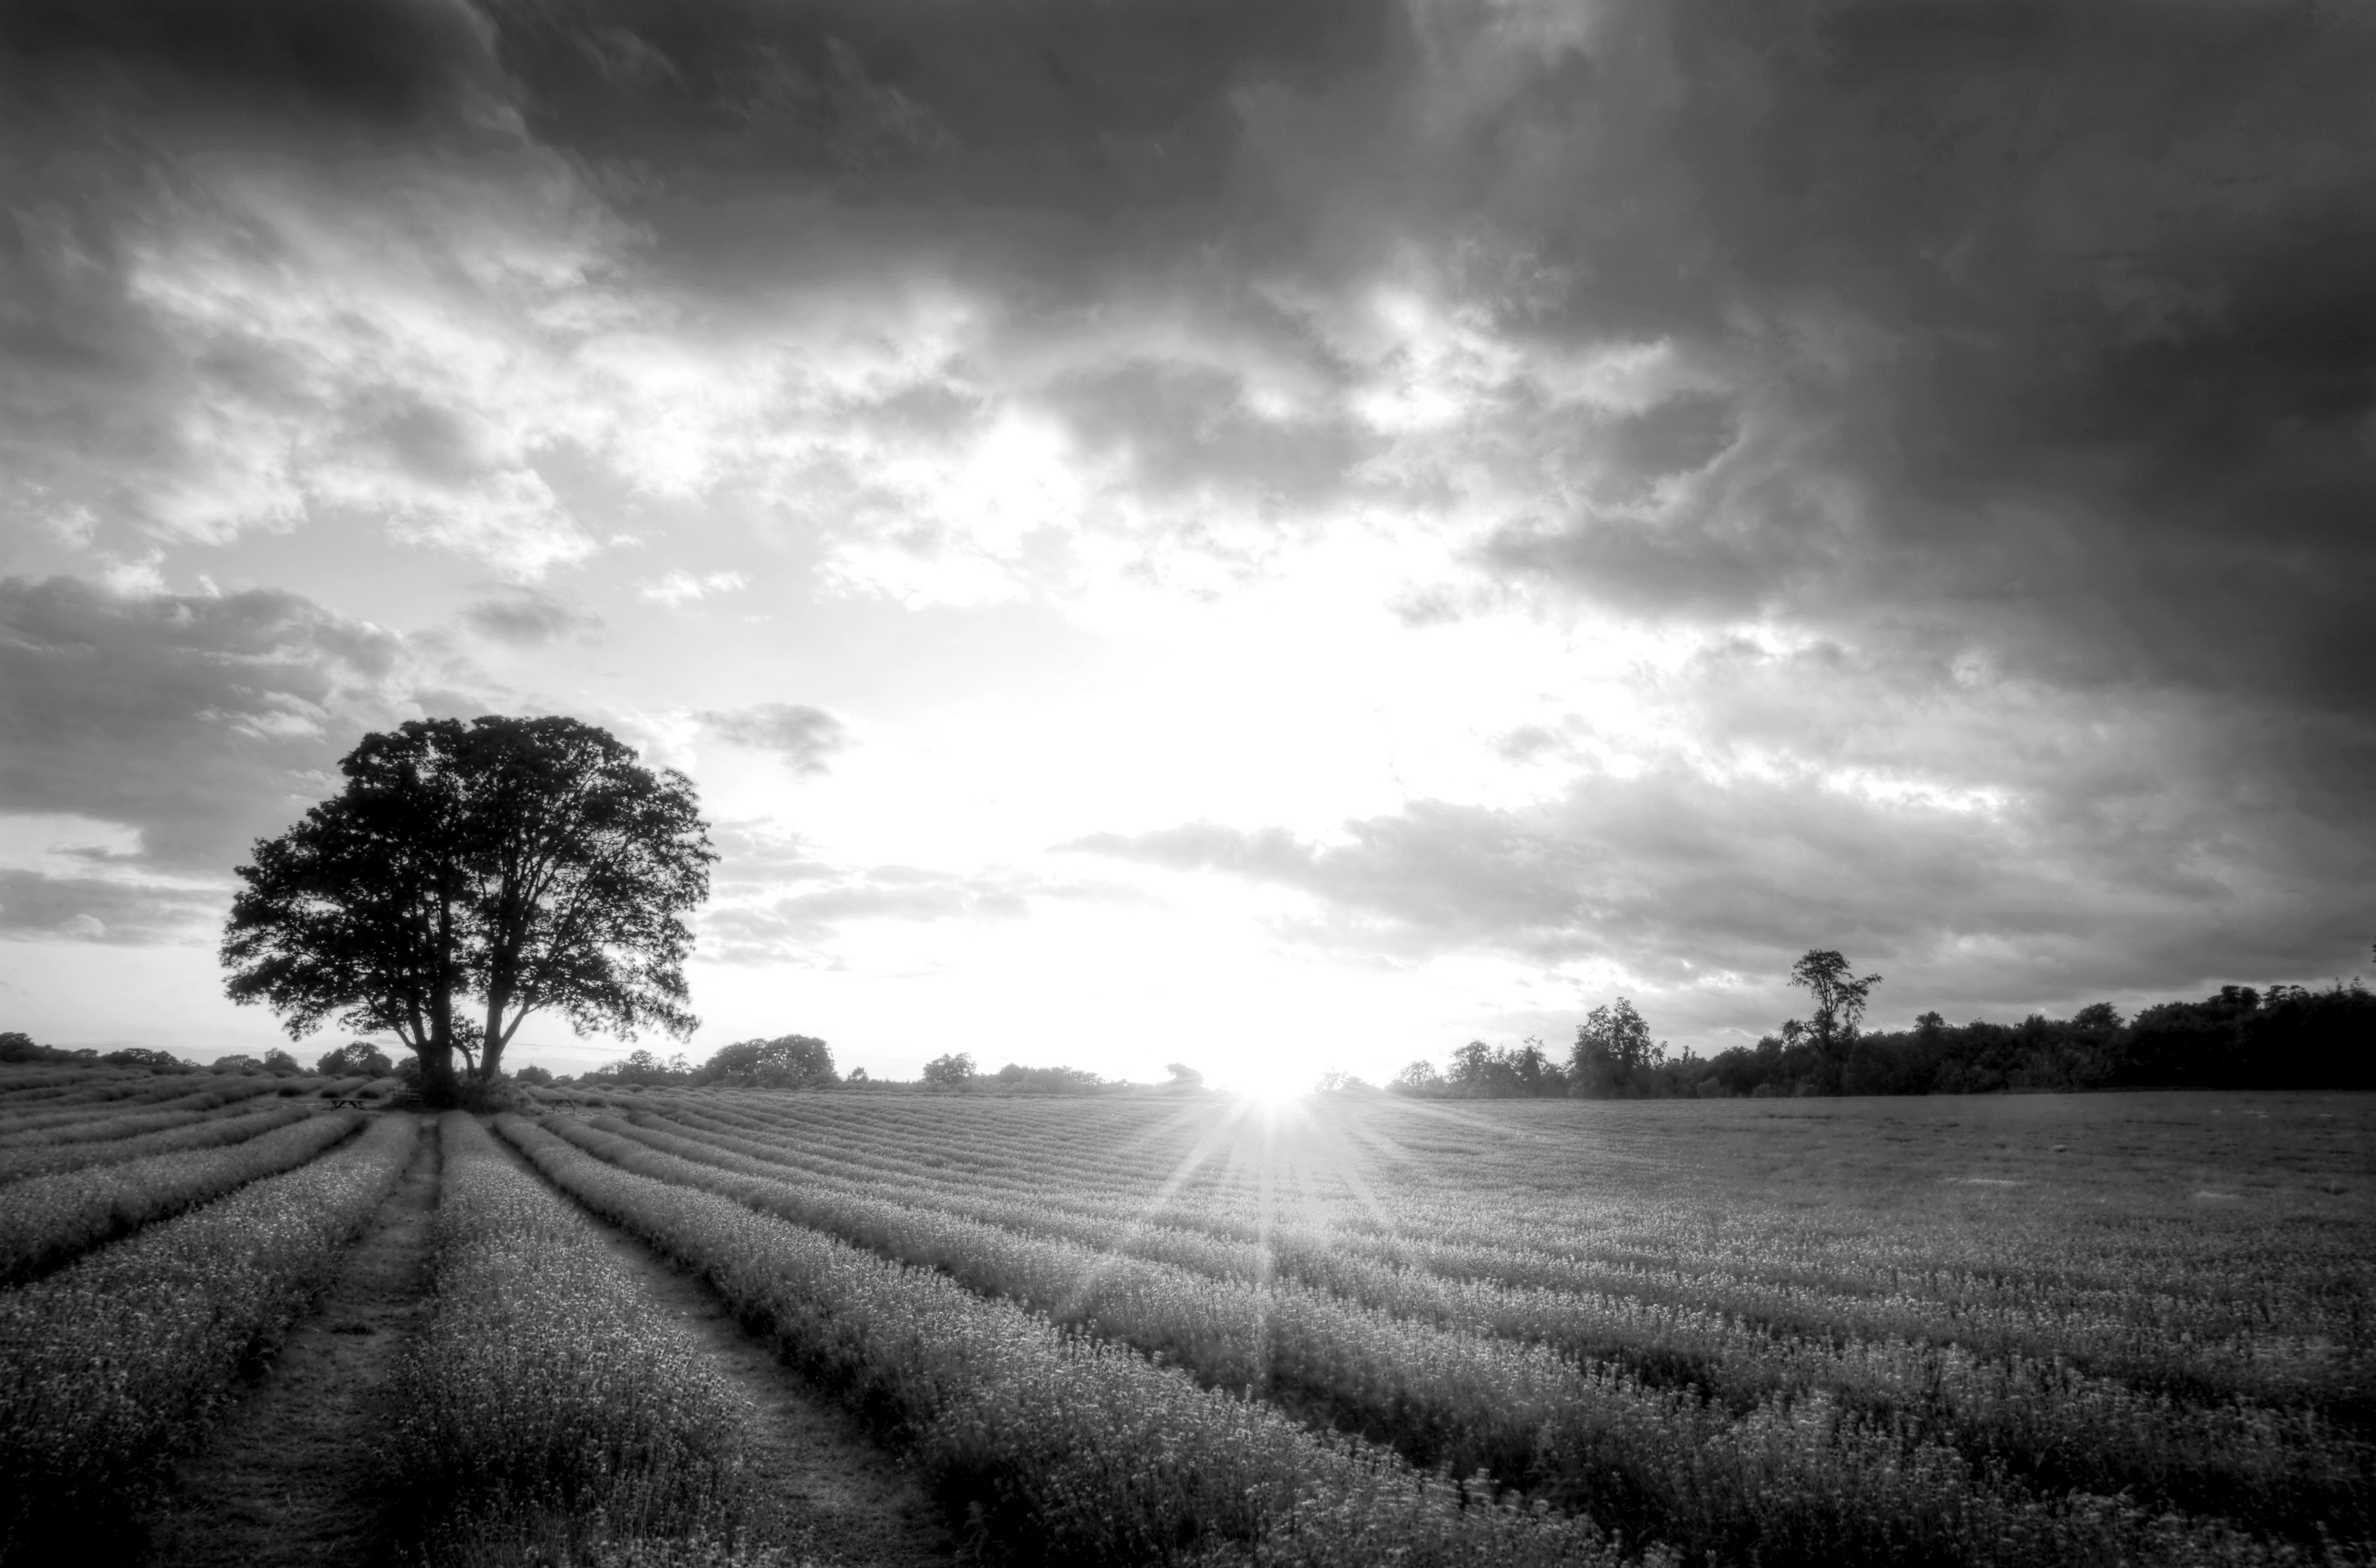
[0, 574, 420, 870]
[703, 869, 1034, 965]
[1065, 731, 2371, 1031]
[460, 586, 603, 646]
[3, 0, 2368, 1028]
[0, 0, 621, 575]
[697, 822, 1034, 964]
[696, 703, 849, 775]
[0, 866, 221, 944]
[640, 570, 748, 606]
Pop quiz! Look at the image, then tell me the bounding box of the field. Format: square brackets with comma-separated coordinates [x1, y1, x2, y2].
[1, 1065, 2367, 1567]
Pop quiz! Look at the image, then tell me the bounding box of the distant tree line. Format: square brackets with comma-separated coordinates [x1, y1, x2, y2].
[1385, 951, 2376, 1099]
[1, 1033, 191, 1070]
[917, 1051, 1109, 1095]
[0, 1033, 321, 1074]
[527, 1038, 1112, 1095]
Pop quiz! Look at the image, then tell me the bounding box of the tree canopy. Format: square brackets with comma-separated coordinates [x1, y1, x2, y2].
[689, 1034, 838, 1089]
[221, 715, 715, 1101]
[1571, 999, 1666, 1097]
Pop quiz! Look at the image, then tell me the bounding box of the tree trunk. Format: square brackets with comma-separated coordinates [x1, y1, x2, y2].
[479, 987, 509, 1082]
[423, 967, 461, 1106]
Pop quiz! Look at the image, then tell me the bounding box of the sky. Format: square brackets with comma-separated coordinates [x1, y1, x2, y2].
[1, 0, 2370, 1088]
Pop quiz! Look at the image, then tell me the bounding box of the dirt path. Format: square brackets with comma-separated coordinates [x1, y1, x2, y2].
[488, 1128, 960, 1567]
[136, 1113, 440, 1568]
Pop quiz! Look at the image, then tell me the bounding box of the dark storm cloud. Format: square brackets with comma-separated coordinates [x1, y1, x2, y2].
[0, 0, 600, 571]
[1067, 742, 2367, 1027]
[697, 703, 851, 775]
[456, 0, 2373, 733]
[0, 0, 494, 126]
[0, 575, 413, 870]
[1452, 3, 2376, 723]
[477, 0, 1387, 214]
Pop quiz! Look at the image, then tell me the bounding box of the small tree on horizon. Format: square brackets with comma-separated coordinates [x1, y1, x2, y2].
[222, 715, 715, 1104]
[1787, 948, 1882, 1093]
[922, 1051, 977, 1089]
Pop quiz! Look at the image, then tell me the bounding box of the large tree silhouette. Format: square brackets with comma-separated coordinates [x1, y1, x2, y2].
[222, 716, 714, 1101]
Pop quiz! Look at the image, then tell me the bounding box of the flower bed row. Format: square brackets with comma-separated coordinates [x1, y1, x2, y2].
[496, 1113, 1644, 1568]
[537, 1113, 2297, 1568]
[0, 1113, 418, 1558]
[383, 1114, 759, 1563]
[0, 1106, 366, 1284]
[0, 1099, 324, 1186]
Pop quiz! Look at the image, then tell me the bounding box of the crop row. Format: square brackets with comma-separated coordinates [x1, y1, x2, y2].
[0, 1069, 184, 1109]
[385, 1115, 757, 1562]
[645, 1093, 2326, 1335]
[0, 1113, 418, 1559]
[0, 1100, 325, 1186]
[0, 1076, 299, 1137]
[763, 1093, 2359, 1313]
[536, 1113, 2299, 1568]
[0, 1108, 364, 1284]
[655, 1094, 2372, 1401]
[605, 1097, 2348, 1468]
[592, 1105, 2360, 1533]
[497, 1114, 1651, 1568]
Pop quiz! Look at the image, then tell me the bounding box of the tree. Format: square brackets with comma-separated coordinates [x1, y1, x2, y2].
[1787, 948, 1882, 1093]
[222, 716, 715, 1103]
[1389, 1059, 1444, 1094]
[100, 1047, 182, 1069]
[1570, 998, 1665, 1097]
[1447, 1040, 1496, 1092]
[922, 1051, 976, 1089]
[692, 1034, 838, 1090]
[1164, 1062, 1204, 1088]
[587, 1048, 692, 1087]
[316, 1040, 396, 1078]
[261, 1048, 302, 1075]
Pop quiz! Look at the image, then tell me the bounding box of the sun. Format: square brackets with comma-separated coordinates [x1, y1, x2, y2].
[1230, 1067, 1310, 1109]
